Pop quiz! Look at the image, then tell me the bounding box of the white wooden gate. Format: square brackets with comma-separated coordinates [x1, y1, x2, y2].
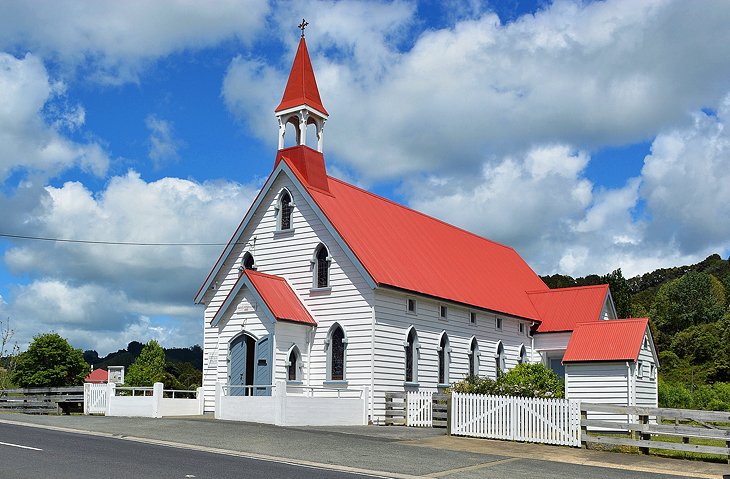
[451, 393, 581, 446]
[406, 391, 433, 427]
[83, 383, 109, 414]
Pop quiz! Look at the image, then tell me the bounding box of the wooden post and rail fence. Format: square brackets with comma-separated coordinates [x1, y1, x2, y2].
[580, 402, 730, 463]
[386, 392, 729, 462]
[0, 386, 84, 414]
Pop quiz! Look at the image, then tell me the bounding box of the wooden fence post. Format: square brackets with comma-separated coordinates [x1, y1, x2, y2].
[446, 394, 452, 436]
[580, 408, 588, 449]
[638, 415, 650, 455]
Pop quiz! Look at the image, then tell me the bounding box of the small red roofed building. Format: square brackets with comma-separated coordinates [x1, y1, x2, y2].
[85, 368, 108, 384]
[196, 30, 657, 422]
[563, 318, 658, 411]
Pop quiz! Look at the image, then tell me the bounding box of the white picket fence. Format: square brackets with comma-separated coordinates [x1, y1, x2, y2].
[451, 393, 581, 447]
[406, 391, 433, 427]
[83, 383, 108, 414]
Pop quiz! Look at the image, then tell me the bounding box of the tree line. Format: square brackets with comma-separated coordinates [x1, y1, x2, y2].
[0, 326, 201, 390]
[542, 253, 730, 410]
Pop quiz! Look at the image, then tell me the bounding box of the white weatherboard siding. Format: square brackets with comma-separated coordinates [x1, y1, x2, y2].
[273, 322, 310, 383]
[202, 171, 374, 413]
[533, 332, 571, 355]
[202, 288, 274, 412]
[371, 288, 533, 422]
[635, 331, 658, 408]
[565, 362, 631, 426]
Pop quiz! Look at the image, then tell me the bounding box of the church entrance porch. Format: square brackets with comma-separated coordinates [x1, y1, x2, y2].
[228, 333, 273, 397]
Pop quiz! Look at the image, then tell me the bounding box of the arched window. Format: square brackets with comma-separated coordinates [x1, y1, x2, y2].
[404, 328, 419, 383]
[518, 344, 527, 365]
[468, 338, 479, 377]
[287, 346, 301, 381]
[314, 244, 330, 288]
[327, 324, 346, 381]
[278, 190, 293, 230]
[242, 252, 255, 271]
[495, 341, 506, 378]
[438, 333, 450, 385]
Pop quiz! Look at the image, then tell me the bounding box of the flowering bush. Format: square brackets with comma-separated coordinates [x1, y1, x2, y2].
[450, 363, 564, 399]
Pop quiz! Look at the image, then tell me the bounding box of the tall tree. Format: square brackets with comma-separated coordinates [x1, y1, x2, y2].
[651, 271, 726, 349]
[602, 268, 631, 318]
[0, 318, 20, 389]
[125, 340, 166, 386]
[11, 333, 87, 387]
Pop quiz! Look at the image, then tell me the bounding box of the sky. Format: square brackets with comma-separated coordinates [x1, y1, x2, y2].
[1, 0, 730, 355]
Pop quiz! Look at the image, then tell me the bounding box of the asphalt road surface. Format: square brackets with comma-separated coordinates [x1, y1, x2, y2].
[0, 422, 382, 479]
[1, 417, 722, 479]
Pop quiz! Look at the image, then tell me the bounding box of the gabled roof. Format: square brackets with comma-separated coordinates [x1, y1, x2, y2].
[275, 37, 328, 116]
[85, 368, 108, 383]
[210, 268, 315, 327]
[527, 284, 609, 333]
[278, 150, 548, 321]
[244, 270, 316, 325]
[562, 318, 649, 363]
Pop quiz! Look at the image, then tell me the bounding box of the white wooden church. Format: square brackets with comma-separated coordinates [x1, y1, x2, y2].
[196, 32, 658, 422]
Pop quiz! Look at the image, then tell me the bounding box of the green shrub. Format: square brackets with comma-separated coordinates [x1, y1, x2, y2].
[658, 378, 691, 408]
[450, 363, 563, 399]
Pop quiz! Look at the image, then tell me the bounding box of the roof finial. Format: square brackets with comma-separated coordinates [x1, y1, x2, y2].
[298, 18, 309, 38]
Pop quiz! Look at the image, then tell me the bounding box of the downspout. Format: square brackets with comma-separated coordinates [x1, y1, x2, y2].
[307, 327, 313, 388]
[529, 322, 535, 363]
[370, 304, 376, 423]
[626, 361, 633, 424]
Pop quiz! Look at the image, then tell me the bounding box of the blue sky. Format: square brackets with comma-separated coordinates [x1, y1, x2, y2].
[1, 0, 729, 354]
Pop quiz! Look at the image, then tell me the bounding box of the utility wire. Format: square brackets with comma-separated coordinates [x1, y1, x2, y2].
[0, 232, 232, 246]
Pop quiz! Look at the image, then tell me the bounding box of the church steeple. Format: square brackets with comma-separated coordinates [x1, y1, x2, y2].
[275, 22, 328, 152]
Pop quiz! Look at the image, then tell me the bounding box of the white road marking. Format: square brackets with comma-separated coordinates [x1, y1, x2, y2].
[0, 441, 43, 451]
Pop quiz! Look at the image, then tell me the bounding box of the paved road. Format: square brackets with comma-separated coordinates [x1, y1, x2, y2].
[1, 414, 725, 479]
[0, 422, 382, 479]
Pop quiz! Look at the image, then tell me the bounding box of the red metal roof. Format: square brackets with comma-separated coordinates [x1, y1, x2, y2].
[244, 270, 316, 325]
[275, 37, 328, 115]
[85, 368, 108, 383]
[527, 284, 609, 333]
[275, 146, 330, 193]
[281, 154, 547, 320]
[562, 318, 649, 362]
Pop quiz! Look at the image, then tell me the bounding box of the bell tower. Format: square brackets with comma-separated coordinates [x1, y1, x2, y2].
[275, 20, 329, 152]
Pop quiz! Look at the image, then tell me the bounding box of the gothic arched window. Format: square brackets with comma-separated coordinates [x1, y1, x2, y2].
[438, 333, 450, 385]
[287, 346, 301, 381]
[314, 244, 330, 288]
[495, 341, 506, 378]
[468, 338, 479, 377]
[405, 328, 419, 383]
[278, 190, 293, 230]
[242, 252, 255, 271]
[328, 324, 346, 381]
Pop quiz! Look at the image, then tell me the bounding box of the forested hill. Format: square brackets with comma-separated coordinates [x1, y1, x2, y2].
[541, 254, 730, 410]
[84, 342, 203, 371]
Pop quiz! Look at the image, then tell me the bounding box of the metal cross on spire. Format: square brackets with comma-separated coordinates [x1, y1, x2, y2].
[298, 18, 309, 38]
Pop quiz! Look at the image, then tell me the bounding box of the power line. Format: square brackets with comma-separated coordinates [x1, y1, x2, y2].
[0, 232, 231, 246]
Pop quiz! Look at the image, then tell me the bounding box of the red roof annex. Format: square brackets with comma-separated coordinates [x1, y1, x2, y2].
[527, 284, 609, 333]
[275, 37, 328, 115]
[85, 368, 108, 383]
[562, 318, 649, 362]
[244, 270, 316, 325]
[278, 150, 549, 321]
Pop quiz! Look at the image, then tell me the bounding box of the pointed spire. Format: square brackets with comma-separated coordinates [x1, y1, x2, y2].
[275, 36, 328, 116]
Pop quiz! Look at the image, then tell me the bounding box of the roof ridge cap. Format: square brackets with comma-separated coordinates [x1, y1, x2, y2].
[324, 175, 519, 253]
[527, 284, 608, 294]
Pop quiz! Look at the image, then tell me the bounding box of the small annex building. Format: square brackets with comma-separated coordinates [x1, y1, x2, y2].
[196, 31, 658, 423]
[85, 368, 108, 384]
[563, 318, 658, 409]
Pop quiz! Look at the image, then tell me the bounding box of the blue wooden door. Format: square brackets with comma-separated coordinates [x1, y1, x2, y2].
[229, 335, 249, 396]
[254, 334, 273, 396]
